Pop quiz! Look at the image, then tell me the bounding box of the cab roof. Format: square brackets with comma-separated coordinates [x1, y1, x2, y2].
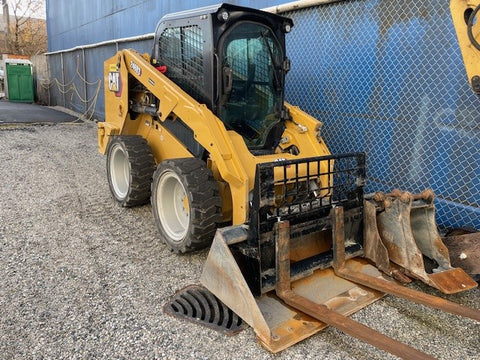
[158, 3, 293, 28]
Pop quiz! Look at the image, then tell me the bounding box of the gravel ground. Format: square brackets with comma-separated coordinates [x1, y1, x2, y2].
[0, 122, 478, 359]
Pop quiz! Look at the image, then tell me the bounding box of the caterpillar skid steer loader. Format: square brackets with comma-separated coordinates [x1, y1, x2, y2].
[98, 3, 480, 358]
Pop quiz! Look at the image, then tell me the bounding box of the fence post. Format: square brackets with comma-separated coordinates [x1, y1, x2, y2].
[82, 49, 88, 113]
[60, 53, 66, 107]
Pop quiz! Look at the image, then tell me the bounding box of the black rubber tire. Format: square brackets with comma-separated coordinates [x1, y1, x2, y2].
[106, 135, 156, 207]
[151, 158, 222, 253]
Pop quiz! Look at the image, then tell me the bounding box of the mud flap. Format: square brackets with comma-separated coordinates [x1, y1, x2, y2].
[364, 189, 477, 294]
[200, 225, 385, 353]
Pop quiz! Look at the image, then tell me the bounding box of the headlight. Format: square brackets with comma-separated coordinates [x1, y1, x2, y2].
[217, 9, 230, 22]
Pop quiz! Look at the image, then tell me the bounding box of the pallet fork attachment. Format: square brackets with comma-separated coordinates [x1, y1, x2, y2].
[201, 208, 479, 357]
[201, 155, 479, 357]
[276, 217, 435, 360]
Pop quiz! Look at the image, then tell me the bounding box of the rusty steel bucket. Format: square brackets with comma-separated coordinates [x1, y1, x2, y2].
[364, 189, 477, 294]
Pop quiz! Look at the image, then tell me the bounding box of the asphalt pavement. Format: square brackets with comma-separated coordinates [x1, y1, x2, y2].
[0, 99, 78, 125]
[0, 108, 479, 359]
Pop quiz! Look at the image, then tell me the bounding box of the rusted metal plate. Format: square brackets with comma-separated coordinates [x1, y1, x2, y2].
[291, 260, 384, 313]
[410, 200, 451, 270]
[427, 267, 478, 294]
[290, 229, 331, 262]
[201, 229, 272, 343]
[256, 262, 386, 353]
[363, 200, 392, 275]
[374, 193, 430, 282]
[255, 294, 324, 353]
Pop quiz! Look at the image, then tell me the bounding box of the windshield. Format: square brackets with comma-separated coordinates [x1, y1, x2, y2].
[219, 22, 283, 149]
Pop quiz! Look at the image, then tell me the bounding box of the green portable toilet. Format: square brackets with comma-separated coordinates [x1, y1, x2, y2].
[5, 59, 34, 103]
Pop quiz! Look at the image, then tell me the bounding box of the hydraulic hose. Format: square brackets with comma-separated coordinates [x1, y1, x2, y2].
[467, 5, 480, 51]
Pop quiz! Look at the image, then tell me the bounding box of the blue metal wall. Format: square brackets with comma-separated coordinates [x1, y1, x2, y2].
[46, 0, 480, 230]
[46, 0, 286, 51]
[47, 37, 153, 119]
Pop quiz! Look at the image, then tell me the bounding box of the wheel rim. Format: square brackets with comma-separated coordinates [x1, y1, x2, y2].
[156, 171, 190, 242]
[109, 144, 130, 199]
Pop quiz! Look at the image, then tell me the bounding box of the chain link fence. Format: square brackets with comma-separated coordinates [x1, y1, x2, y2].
[46, 0, 479, 230]
[283, 0, 480, 230]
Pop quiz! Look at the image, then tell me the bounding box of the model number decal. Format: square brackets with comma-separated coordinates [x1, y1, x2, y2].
[130, 60, 141, 76]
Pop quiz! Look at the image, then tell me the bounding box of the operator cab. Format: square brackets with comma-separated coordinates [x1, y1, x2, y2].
[151, 3, 293, 152]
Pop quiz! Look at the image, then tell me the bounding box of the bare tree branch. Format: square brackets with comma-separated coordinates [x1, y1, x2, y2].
[6, 0, 46, 55]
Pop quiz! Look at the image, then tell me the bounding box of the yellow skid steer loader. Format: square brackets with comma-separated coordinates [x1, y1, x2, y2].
[98, 4, 479, 358]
